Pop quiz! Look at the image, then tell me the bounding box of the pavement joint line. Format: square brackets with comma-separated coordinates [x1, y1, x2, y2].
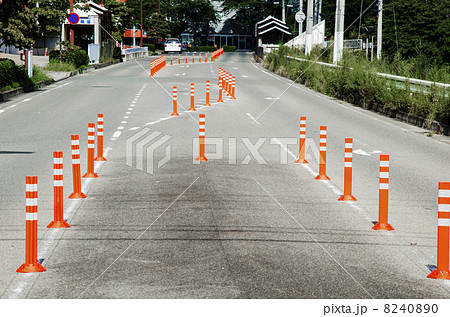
[76, 176, 200, 299]
[246, 113, 260, 125]
[251, 176, 375, 299]
[275, 138, 450, 294]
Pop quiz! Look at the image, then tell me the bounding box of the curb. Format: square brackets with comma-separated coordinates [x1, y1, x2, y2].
[0, 60, 120, 103]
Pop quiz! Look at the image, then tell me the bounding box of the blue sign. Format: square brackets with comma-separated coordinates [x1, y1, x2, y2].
[68, 13, 80, 25]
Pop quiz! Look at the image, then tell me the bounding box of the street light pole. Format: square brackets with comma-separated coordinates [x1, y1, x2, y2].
[333, 0, 345, 64]
[305, 0, 313, 55]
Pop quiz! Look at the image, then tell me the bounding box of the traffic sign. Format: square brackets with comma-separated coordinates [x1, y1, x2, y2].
[68, 13, 80, 25]
[295, 11, 306, 23]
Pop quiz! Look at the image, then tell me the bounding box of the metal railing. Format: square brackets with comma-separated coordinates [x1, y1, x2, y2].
[123, 47, 149, 62]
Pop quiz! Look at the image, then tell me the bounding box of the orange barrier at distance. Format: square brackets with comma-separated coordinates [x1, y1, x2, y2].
[189, 83, 196, 111]
[68, 135, 86, 199]
[195, 114, 208, 162]
[186, 52, 188, 64]
[338, 138, 357, 201]
[211, 48, 224, 61]
[205, 81, 211, 106]
[170, 54, 173, 65]
[199, 52, 202, 63]
[192, 52, 195, 64]
[17, 176, 46, 273]
[314, 126, 330, 180]
[94, 114, 107, 161]
[150, 55, 166, 76]
[295, 116, 308, 164]
[178, 53, 181, 64]
[48, 152, 70, 228]
[83, 123, 99, 178]
[428, 182, 450, 280]
[372, 155, 394, 230]
[205, 53, 208, 63]
[172, 86, 179, 116]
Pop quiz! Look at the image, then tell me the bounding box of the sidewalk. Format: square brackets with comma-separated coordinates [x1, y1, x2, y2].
[0, 53, 49, 67]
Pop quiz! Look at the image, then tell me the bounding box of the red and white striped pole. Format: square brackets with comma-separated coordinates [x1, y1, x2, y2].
[314, 126, 330, 180]
[217, 82, 224, 103]
[195, 114, 208, 161]
[218, 68, 222, 85]
[224, 73, 230, 95]
[172, 86, 180, 116]
[230, 76, 236, 99]
[94, 114, 107, 161]
[338, 138, 357, 201]
[205, 81, 211, 106]
[48, 152, 70, 228]
[372, 155, 394, 230]
[83, 123, 99, 178]
[428, 182, 450, 280]
[189, 83, 196, 111]
[295, 116, 308, 164]
[17, 176, 46, 273]
[68, 135, 86, 199]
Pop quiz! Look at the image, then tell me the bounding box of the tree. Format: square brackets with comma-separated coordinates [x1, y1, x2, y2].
[0, 1, 36, 49]
[29, 0, 68, 47]
[92, 0, 133, 42]
[146, 13, 170, 40]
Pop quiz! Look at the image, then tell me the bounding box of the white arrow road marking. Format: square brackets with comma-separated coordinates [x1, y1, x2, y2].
[353, 149, 371, 156]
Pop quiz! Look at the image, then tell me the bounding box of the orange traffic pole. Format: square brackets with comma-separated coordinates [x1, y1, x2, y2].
[199, 52, 202, 63]
[178, 53, 181, 64]
[192, 52, 195, 63]
[68, 135, 86, 199]
[186, 52, 188, 64]
[17, 176, 46, 273]
[217, 82, 224, 103]
[205, 52, 208, 63]
[189, 83, 196, 111]
[205, 81, 211, 106]
[230, 76, 236, 99]
[218, 68, 222, 85]
[48, 152, 70, 228]
[372, 155, 394, 230]
[83, 123, 99, 178]
[338, 138, 357, 201]
[295, 116, 308, 164]
[170, 54, 173, 65]
[94, 114, 107, 161]
[314, 126, 330, 180]
[195, 114, 208, 162]
[428, 182, 450, 280]
[172, 86, 179, 116]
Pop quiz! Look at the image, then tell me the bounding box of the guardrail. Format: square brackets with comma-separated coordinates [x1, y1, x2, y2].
[286, 56, 450, 91]
[123, 47, 148, 62]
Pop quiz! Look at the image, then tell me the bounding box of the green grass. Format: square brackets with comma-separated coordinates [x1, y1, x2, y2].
[31, 67, 51, 84]
[43, 62, 77, 72]
[263, 45, 450, 129]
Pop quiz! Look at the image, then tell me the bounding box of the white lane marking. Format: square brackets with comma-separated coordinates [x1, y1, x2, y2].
[129, 127, 140, 131]
[265, 97, 280, 100]
[124, 116, 129, 119]
[10, 104, 17, 108]
[117, 126, 124, 130]
[112, 131, 121, 138]
[246, 113, 260, 125]
[128, 108, 133, 110]
[126, 112, 131, 114]
[0, 110, 5, 114]
[353, 149, 371, 156]
[22, 98, 32, 102]
[370, 150, 382, 154]
[242, 75, 248, 78]
[121, 121, 127, 124]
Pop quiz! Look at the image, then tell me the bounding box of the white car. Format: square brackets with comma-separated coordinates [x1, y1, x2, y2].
[164, 38, 182, 53]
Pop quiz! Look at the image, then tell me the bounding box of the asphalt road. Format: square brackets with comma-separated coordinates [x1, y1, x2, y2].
[0, 52, 449, 299]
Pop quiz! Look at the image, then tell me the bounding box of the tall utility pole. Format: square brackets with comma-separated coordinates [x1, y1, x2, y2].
[318, 0, 322, 23]
[333, 0, 345, 64]
[140, 0, 143, 47]
[377, 0, 382, 59]
[305, 0, 313, 55]
[282, 0, 286, 23]
[299, 0, 303, 34]
[69, 0, 74, 45]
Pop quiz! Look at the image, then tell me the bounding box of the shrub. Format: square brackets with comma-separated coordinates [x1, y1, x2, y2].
[0, 58, 32, 91]
[50, 42, 89, 68]
[188, 46, 216, 52]
[143, 44, 156, 52]
[223, 45, 237, 52]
